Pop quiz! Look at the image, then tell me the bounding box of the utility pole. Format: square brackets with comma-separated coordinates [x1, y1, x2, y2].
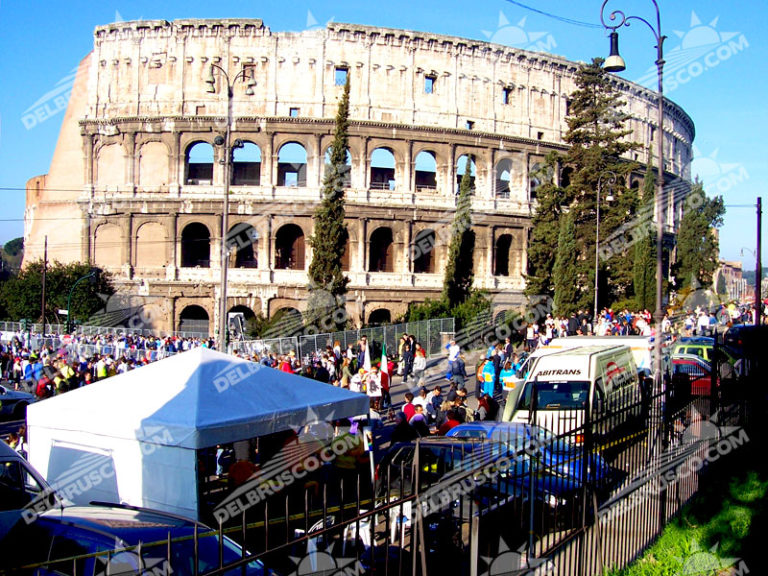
[41, 236, 48, 336]
[756, 197, 762, 325]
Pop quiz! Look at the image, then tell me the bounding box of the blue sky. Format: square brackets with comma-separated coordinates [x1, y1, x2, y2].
[0, 0, 764, 268]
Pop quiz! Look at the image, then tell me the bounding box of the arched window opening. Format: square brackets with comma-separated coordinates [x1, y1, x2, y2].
[368, 227, 394, 272]
[415, 151, 437, 190]
[185, 142, 214, 185]
[455, 154, 476, 193]
[341, 236, 351, 272]
[495, 158, 513, 199]
[529, 162, 547, 201]
[277, 142, 307, 187]
[412, 229, 436, 274]
[275, 224, 305, 270]
[494, 234, 513, 276]
[227, 223, 258, 268]
[324, 147, 352, 188]
[370, 148, 396, 191]
[560, 166, 573, 189]
[181, 223, 210, 268]
[179, 305, 209, 336]
[367, 309, 391, 326]
[232, 142, 261, 186]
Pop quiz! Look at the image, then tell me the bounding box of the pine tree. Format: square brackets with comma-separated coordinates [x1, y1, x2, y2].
[561, 58, 640, 310]
[553, 212, 579, 316]
[673, 181, 725, 290]
[443, 155, 476, 308]
[633, 155, 657, 311]
[524, 153, 565, 300]
[306, 78, 351, 332]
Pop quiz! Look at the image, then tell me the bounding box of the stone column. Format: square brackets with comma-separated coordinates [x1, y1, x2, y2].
[404, 219, 413, 274]
[313, 133, 324, 188]
[262, 132, 275, 188]
[358, 218, 367, 273]
[170, 132, 182, 195]
[125, 132, 136, 192]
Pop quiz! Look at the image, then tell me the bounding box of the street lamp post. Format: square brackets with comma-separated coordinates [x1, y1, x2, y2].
[67, 270, 98, 333]
[601, 0, 666, 397]
[594, 172, 617, 332]
[205, 64, 255, 352]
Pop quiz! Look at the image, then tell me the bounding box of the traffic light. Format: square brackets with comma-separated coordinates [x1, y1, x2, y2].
[89, 269, 100, 285]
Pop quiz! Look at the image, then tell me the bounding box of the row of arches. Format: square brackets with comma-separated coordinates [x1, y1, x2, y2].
[95, 221, 520, 277]
[184, 141, 481, 191]
[177, 304, 398, 335]
[99, 137, 544, 197]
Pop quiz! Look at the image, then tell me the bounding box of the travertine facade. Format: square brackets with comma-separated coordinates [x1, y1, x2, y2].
[24, 19, 695, 335]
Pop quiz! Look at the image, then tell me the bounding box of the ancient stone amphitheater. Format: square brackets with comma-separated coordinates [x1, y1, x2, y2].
[24, 18, 694, 335]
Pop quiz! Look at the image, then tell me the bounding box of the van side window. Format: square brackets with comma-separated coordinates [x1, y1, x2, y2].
[0, 460, 42, 510]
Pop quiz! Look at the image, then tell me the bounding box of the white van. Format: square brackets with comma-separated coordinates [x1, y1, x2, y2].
[503, 345, 642, 438]
[542, 335, 671, 380]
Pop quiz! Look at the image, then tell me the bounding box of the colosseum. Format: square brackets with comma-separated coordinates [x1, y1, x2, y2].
[24, 18, 695, 336]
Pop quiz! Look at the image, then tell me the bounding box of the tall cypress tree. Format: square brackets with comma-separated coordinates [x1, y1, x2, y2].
[443, 156, 476, 308]
[553, 212, 579, 315]
[561, 58, 639, 310]
[306, 78, 351, 331]
[633, 154, 657, 311]
[672, 181, 725, 290]
[524, 153, 565, 300]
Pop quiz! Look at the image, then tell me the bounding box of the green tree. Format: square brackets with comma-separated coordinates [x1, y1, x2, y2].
[443, 155, 476, 308]
[306, 77, 351, 332]
[561, 57, 640, 310]
[0, 260, 114, 323]
[633, 156, 657, 310]
[524, 153, 565, 300]
[673, 181, 725, 290]
[553, 212, 579, 315]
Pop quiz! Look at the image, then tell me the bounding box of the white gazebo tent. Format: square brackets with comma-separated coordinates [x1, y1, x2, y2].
[26, 347, 369, 520]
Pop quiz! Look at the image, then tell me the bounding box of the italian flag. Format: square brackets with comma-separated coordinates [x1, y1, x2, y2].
[381, 341, 389, 388]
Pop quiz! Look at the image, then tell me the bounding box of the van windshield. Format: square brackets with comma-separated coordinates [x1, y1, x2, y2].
[518, 381, 590, 410]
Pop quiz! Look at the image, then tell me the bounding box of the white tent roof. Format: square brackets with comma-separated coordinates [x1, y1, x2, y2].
[27, 347, 369, 450]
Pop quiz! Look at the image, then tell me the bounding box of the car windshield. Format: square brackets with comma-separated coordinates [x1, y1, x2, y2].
[519, 381, 589, 411]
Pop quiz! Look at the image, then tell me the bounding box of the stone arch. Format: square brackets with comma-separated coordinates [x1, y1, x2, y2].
[324, 146, 352, 188]
[412, 228, 437, 274]
[96, 143, 124, 188]
[494, 233, 513, 276]
[232, 141, 261, 186]
[135, 221, 168, 269]
[415, 150, 437, 190]
[138, 141, 169, 188]
[369, 227, 394, 272]
[277, 141, 308, 187]
[494, 158, 513, 198]
[367, 308, 392, 326]
[185, 141, 214, 185]
[455, 154, 476, 192]
[178, 305, 210, 336]
[180, 222, 211, 268]
[370, 147, 396, 190]
[274, 224, 305, 270]
[93, 223, 122, 268]
[227, 222, 258, 268]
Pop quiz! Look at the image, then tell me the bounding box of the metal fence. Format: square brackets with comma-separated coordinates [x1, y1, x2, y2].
[0, 320, 208, 340]
[230, 317, 455, 360]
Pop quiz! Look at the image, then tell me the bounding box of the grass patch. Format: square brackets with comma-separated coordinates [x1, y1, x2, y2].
[610, 470, 768, 575]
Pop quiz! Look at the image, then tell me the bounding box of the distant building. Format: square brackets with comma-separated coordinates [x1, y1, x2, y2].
[24, 19, 695, 335]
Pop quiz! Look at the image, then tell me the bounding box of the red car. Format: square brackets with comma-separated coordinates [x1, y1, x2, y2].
[672, 354, 716, 396]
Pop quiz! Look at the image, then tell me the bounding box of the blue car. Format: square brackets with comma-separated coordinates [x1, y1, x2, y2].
[445, 421, 613, 487]
[0, 384, 35, 420]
